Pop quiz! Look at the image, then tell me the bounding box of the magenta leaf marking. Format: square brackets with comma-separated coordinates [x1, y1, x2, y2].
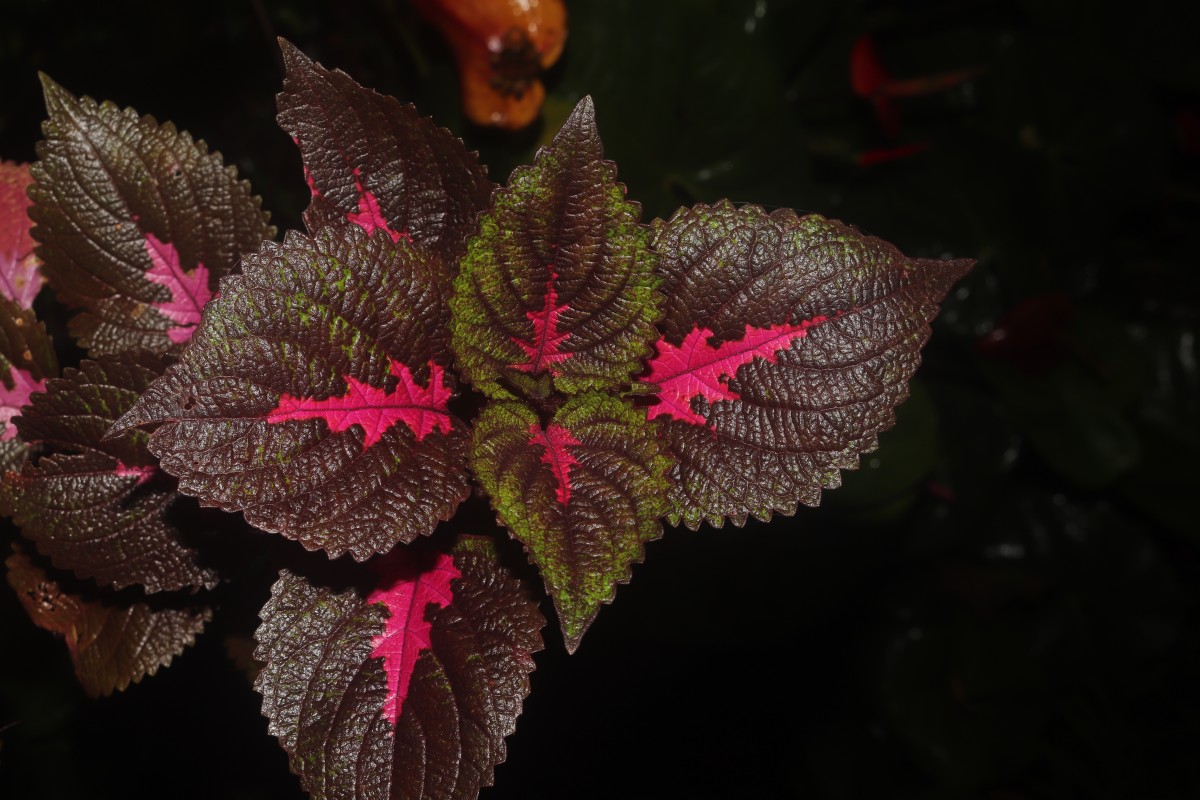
[267, 360, 453, 449]
[512, 273, 572, 375]
[142, 233, 212, 344]
[1, 366, 46, 441]
[345, 168, 410, 243]
[366, 550, 461, 726]
[528, 422, 582, 505]
[114, 460, 156, 486]
[643, 317, 834, 426]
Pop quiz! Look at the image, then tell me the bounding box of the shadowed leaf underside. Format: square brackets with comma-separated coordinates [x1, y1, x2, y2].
[472, 393, 671, 651]
[6, 547, 210, 697]
[113, 226, 471, 560]
[645, 202, 972, 528]
[7, 352, 217, 592]
[254, 537, 544, 800]
[29, 76, 274, 355]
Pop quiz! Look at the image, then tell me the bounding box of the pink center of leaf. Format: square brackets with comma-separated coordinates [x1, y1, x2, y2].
[267, 360, 453, 450]
[143, 233, 213, 344]
[529, 421, 581, 505]
[641, 316, 835, 427]
[114, 460, 156, 486]
[345, 168, 409, 243]
[0, 365, 45, 442]
[512, 273, 572, 375]
[367, 549, 460, 727]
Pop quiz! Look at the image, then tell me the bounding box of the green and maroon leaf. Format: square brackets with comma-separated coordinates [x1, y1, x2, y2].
[0, 161, 44, 308]
[0, 296, 57, 474]
[254, 536, 544, 800]
[644, 202, 972, 528]
[450, 97, 660, 401]
[112, 226, 471, 561]
[277, 40, 494, 266]
[29, 76, 274, 355]
[6, 547, 211, 697]
[472, 393, 671, 651]
[6, 352, 217, 592]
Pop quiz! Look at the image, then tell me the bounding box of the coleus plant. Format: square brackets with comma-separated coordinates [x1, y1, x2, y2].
[1, 39, 971, 800]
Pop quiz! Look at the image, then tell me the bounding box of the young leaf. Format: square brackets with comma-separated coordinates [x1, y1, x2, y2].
[29, 76, 274, 355]
[0, 296, 58, 473]
[472, 393, 671, 651]
[255, 537, 544, 800]
[276, 40, 494, 265]
[0, 161, 44, 307]
[6, 352, 218, 592]
[643, 202, 972, 528]
[5, 547, 211, 697]
[450, 97, 661, 400]
[112, 226, 472, 561]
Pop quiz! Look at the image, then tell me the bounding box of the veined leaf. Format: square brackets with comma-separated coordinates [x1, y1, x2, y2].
[0, 296, 58, 474]
[277, 40, 494, 266]
[472, 393, 671, 651]
[112, 226, 471, 561]
[255, 536, 544, 800]
[0, 161, 44, 308]
[450, 96, 661, 400]
[29, 76, 274, 355]
[5, 547, 210, 697]
[644, 202, 972, 528]
[7, 352, 217, 592]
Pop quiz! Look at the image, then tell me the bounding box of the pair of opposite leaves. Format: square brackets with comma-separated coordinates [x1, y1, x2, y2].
[7, 39, 969, 800]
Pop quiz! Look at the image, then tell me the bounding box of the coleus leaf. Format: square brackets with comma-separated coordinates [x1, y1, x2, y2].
[5, 546, 211, 697]
[472, 393, 671, 651]
[277, 40, 494, 266]
[643, 202, 972, 528]
[450, 96, 661, 400]
[0, 296, 57, 473]
[255, 536, 544, 800]
[112, 225, 472, 561]
[29, 76, 274, 355]
[0, 161, 44, 308]
[6, 351, 218, 592]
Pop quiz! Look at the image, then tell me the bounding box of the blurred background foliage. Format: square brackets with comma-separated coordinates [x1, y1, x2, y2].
[1, 0, 1198, 797]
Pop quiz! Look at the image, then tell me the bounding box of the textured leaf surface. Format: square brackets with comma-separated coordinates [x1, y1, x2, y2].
[644, 202, 972, 528]
[7, 352, 217, 592]
[450, 97, 660, 400]
[472, 394, 671, 651]
[255, 536, 544, 800]
[29, 76, 274, 355]
[277, 40, 494, 265]
[113, 226, 471, 561]
[5, 548, 210, 697]
[0, 296, 58, 473]
[0, 161, 44, 307]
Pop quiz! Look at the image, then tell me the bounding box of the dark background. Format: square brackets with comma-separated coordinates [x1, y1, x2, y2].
[2, 0, 1199, 797]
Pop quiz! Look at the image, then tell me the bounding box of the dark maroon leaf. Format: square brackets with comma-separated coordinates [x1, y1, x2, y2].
[29, 76, 274, 355]
[643, 202, 972, 528]
[471, 393, 671, 651]
[5, 547, 210, 697]
[0, 161, 44, 308]
[255, 536, 544, 800]
[450, 97, 661, 400]
[6, 352, 217, 592]
[0, 296, 57, 474]
[277, 39, 494, 266]
[112, 226, 471, 561]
